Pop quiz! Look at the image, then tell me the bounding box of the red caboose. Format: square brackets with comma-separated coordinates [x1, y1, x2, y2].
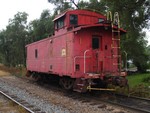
[26, 9, 127, 92]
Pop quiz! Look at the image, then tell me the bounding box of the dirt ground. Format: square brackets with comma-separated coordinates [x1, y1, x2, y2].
[0, 64, 25, 76]
[0, 70, 10, 76]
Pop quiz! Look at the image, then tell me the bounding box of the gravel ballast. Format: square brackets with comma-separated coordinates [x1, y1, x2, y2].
[0, 75, 138, 113]
[0, 79, 70, 113]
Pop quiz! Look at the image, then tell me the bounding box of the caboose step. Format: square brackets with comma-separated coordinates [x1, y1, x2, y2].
[73, 86, 85, 93]
[73, 78, 88, 93]
[77, 83, 84, 86]
[73, 89, 82, 93]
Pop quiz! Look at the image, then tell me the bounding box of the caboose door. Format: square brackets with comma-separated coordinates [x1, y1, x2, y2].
[92, 35, 103, 73]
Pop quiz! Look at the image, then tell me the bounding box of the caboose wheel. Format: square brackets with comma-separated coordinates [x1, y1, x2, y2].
[32, 73, 41, 82]
[26, 71, 31, 77]
[60, 77, 75, 90]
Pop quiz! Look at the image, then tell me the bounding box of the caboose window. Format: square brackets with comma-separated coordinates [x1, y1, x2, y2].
[92, 37, 99, 49]
[35, 49, 38, 58]
[98, 18, 104, 23]
[55, 16, 65, 29]
[70, 14, 78, 25]
[58, 18, 64, 29]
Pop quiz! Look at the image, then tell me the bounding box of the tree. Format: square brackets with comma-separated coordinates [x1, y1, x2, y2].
[48, 0, 73, 15]
[28, 10, 54, 41]
[78, 0, 106, 13]
[0, 12, 28, 66]
[76, 0, 150, 72]
[106, 0, 150, 72]
[0, 30, 8, 65]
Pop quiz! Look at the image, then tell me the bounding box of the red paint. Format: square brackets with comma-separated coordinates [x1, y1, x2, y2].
[26, 9, 126, 79]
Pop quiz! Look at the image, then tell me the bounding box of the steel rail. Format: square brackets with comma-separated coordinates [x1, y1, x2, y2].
[63, 91, 150, 113]
[0, 90, 35, 113]
[107, 99, 150, 113]
[116, 93, 150, 101]
[15, 76, 150, 113]
[106, 94, 150, 113]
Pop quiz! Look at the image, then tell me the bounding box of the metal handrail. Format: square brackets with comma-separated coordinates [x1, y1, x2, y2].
[74, 55, 91, 72]
[84, 49, 90, 73]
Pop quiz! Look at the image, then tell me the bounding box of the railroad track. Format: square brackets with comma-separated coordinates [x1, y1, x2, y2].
[0, 88, 45, 113]
[63, 91, 150, 113]
[14, 76, 150, 113]
[106, 93, 150, 113]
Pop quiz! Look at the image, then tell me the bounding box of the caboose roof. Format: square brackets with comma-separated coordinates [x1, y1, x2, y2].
[53, 9, 68, 21]
[73, 23, 126, 34]
[53, 9, 105, 21]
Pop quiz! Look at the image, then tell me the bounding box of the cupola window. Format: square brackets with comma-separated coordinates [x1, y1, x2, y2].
[70, 14, 78, 26]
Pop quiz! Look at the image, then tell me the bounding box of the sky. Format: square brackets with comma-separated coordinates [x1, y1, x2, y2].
[0, 0, 150, 44]
[0, 0, 54, 30]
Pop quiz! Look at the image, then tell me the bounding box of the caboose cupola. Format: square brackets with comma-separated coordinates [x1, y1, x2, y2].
[53, 9, 107, 35]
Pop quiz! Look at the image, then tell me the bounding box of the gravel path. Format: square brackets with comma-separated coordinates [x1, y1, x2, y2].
[0, 75, 137, 113]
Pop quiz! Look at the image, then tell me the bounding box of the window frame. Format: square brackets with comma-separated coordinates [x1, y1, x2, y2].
[92, 36, 101, 50]
[55, 16, 65, 30]
[35, 49, 38, 58]
[69, 14, 78, 26]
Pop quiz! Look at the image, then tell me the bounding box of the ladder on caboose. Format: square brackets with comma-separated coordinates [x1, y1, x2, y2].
[107, 11, 121, 74]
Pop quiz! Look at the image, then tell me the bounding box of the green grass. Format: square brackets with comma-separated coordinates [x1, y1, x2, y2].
[127, 73, 150, 98]
[127, 73, 150, 88]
